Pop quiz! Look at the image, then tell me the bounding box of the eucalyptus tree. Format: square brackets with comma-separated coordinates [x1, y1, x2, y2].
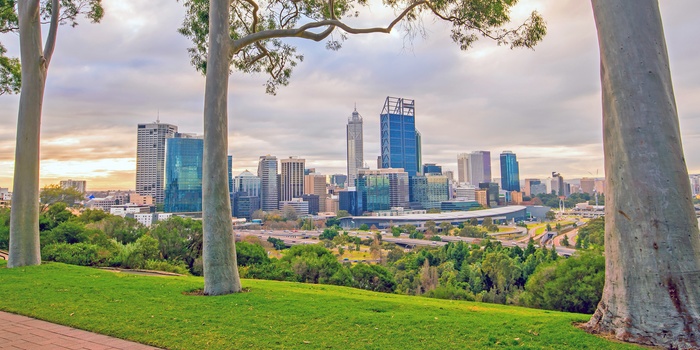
[586, 1, 700, 348]
[180, 0, 545, 295]
[3, 0, 103, 267]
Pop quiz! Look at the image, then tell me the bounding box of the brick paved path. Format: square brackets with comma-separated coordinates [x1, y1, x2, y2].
[0, 311, 161, 350]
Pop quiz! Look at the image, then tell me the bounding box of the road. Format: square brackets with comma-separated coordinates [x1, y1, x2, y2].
[235, 228, 577, 256]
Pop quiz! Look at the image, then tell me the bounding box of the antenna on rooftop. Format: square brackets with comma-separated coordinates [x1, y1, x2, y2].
[156, 109, 160, 124]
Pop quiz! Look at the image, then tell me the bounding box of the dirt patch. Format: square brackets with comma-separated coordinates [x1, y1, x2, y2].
[97, 267, 184, 277]
[182, 287, 251, 296]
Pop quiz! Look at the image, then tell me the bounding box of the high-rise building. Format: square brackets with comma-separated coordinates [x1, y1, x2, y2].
[422, 163, 442, 175]
[356, 168, 409, 212]
[409, 174, 449, 209]
[330, 174, 347, 188]
[164, 133, 203, 213]
[257, 155, 279, 211]
[227, 155, 233, 193]
[548, 172, 565, 196]
[380, 97, 420, 176]
[232, 192, 260, 220]
[136, 122, 177, 204]
[479, 182, 500, 208]
[499, 151, 520, 192]
[346, 107, 364, 189]
[60, 179, 87, 193]
[580, 178, 596, 195]
[457, 153, 470, 183]
[280, 157, 305, 203]
[467, 151, 491, 185]
[233, 170, 261, 197]
[523, 179, 541, 197]
[304, 173, 327, 212]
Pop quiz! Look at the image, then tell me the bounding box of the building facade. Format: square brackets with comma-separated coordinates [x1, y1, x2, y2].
[409, 174, 449, 209]
[422, 163, 442, 175]
[60, 179, 87, 193]
[457, 153, 470, 183]
[280, 157, 305, 203]
[499, 151, 520, 192]
[304, 173, 327, 212]
[257, 155, 279, 211]
[356, 168, 409, 212]
[234, 170, 262, 198]
[523, 179, 541, 197]
[136, 122, 178, 204]
[380, 97, 420, 176]
[346, 107, 364, 189]
[164, 134, 203, 213]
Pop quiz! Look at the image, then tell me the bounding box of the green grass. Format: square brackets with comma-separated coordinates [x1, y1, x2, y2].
[0, 260, 641, 349]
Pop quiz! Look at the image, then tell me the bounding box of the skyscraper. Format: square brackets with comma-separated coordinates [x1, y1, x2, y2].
[356, 168, 409, 212]
[304, 173, 327, 212]
[280, 157, 305, 203]
[164, 133, 203, 213]
[467, 151, 491, 185]
[233, 170, 261, 197]
[380, 96, 419, 176]
[457, 153, 470, 183]
[500, 151, 520, 191]
[136, 121, 177, 204]
[257, 155, 279, 211]
[346, 107, 364, 188]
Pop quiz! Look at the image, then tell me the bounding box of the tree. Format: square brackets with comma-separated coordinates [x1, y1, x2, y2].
[561, 234, 570, 247]
[179, 0, 545, 295]
[545, 210, 556, 221]
[39, 184, 84, 209]
[424, 220, 437, 234]
[358, 224, 369, 231]
[320, 227, 339, 240]
[282, 204, 298, 221]
[439, 222, 453, 235]
[482, 217, 493, 227]
[6, 0, 103, 268]
[336, 210, 350, 218]
[584, 2, 700, 348]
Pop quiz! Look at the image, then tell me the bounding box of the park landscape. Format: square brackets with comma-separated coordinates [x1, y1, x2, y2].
[1, 0, 700, 349]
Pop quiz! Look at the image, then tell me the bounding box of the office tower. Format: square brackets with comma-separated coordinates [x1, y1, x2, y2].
[257, 155, 279, 211]
[444, 170, 454, 182]
[416, 130, 422, 174]
[233, 170, 261, 197]
[232, 193, 261, 220]
[304, 173, 327, 212]
[339, 189, 362, 216]
[479, 182, 500, 208]
[380, 96, 419, 176]
[482, 151, 492, 183]
[423, 163, 442, 175]
[523, 179, 541, 197]
[530, 183, 547, 196]
[466, 151, 492, 185]
[280, 157, 305, 202]
[227, 155, 233, 193]
[356, 168, 409, 212]
[549, 172, 565, 196]
[330, 174, 347, 188]
[60, 179, 87, 193]
[164, 133, 203, 213]
[580, 177, 596, 195]
[136, 121, 178, 204]
[455, 184, 476, 201]
[301, 194, 320, 215]
[457, 153, 469, 183]
[499, 151, 520, 192]
[409, 174, 449, 209]
[346, 107, 364, 189]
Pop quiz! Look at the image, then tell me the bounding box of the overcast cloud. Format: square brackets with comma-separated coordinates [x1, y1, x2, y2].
[0, 0, 699, 190]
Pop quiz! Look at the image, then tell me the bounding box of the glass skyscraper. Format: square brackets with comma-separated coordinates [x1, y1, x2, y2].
[164, 134, 203, 213]
[380, 97, 420, 176]
[500, 151, 520, 192]
[257, 155, 279, 211]
[409, 174, 450, 209]
[356, 169, 409, 212]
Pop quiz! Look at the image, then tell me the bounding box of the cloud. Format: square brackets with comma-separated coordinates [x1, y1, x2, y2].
[0, 0, 699, 190]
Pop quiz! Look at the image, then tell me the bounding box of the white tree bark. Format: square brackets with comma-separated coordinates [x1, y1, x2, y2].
[8, 1, 51, 267]
[202, 0, 242, 295]
[586, 1, 700, 348]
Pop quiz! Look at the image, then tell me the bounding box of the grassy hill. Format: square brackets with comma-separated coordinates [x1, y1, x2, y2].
[0, 261, 641, 349]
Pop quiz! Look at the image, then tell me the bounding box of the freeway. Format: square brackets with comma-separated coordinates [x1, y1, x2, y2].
[235, 228, 577, 256]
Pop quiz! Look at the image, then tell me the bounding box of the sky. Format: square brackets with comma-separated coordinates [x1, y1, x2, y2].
[0, 1, 699, 191]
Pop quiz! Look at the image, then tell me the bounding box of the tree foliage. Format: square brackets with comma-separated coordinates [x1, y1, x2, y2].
[179, 0, 545, 94]
[39, 184, 84, 208]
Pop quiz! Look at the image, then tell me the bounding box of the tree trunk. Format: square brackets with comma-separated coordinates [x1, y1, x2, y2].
[201, 0, 242, 295]
[586, 1, 700, 348]
[8, 1, 46, 267]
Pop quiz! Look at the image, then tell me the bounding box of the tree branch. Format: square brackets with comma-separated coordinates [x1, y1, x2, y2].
[231, 0, 427, 53]
[43, 0, 60, 68]
[240, 0, 260, 33]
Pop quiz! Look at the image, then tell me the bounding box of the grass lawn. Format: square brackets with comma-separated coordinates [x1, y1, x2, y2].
[0, 260, 641, 349]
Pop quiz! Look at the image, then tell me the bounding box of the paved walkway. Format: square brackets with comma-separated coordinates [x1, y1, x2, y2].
[0, 311, 161, 350]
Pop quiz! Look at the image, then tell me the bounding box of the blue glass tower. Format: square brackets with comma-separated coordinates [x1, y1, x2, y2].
[500, 151, 520, 192]
[380, 97, 420, 176]
[164, 135, 204, 212]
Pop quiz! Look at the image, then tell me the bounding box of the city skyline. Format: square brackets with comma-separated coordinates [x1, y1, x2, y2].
[1, 1, 700, 190]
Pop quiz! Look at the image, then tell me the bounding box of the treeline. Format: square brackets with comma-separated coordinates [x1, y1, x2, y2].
[0, 204, 606, 314]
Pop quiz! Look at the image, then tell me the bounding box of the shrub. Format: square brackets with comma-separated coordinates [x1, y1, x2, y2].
[144, 260, 190, 275]
[236, 241, 269, 266]
[42, 243, 110, 266]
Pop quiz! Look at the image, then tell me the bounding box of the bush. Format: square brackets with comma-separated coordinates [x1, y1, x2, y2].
[425, 286, 475, 301]
[143, 260, 190, 275]
[42, 243, 110, 266]
[351, 263, 396, 292]
[110, 235, 161, 269]
[236, 241, 269, 266]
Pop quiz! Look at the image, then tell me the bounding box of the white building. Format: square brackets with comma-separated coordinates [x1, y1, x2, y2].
[136, 121, 178, 204]
[455, 184, 476, 201]
[346, 107, 364, 188]
[130, 212, 173, 227]
[279, 198, 309, 216]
